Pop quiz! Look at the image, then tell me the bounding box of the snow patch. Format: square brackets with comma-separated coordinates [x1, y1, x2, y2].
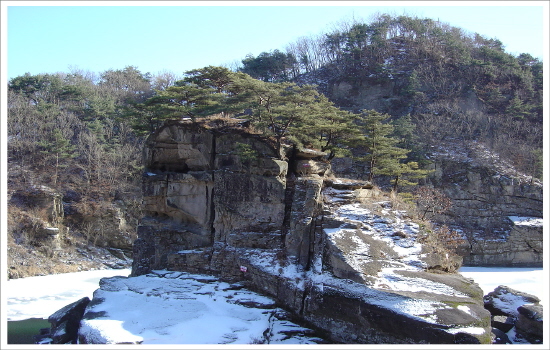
[79, 271, 323, 344]
[446, 327, 486, 335]
[375, 268, 467, 297]
[508, 216, 543, 227]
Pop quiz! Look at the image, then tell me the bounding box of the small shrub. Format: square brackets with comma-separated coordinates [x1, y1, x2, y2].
[435, 225, 467, 252]
[234, 142, 258, 165]
[418, 224, 465, 273]
[414, 186, 452, 220]
[275, 249, 289, 267]
[38, 244, 55, 258]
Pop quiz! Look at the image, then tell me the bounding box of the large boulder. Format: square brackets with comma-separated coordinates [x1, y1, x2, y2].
[515, 304, 543, 343]
[482, 285, 542, 344]
[47, 297, 90, 344]
[483, 285, 540, 317]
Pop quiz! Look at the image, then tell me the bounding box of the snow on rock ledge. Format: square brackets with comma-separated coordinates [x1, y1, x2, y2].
[122, 120, 492, 344]
[78, 270, 325, 345]
[508, 216, 543, 227]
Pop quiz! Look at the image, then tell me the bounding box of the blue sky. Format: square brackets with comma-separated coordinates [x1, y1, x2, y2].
[2, 1, 548, 80]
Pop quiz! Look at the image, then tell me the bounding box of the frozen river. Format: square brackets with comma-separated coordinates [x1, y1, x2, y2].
[5, 268, 132, 321]
[459, 266, 545, 305]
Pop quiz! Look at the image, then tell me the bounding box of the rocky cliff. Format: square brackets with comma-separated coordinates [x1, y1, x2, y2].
[7, 171, 135, 278]
[115, 119, 492, 344]
[9, 185, 66, 252]
[426, 141, 543, 266]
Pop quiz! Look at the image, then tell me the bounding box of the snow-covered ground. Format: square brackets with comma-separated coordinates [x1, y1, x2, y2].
[5, 269, 131, 321]
[78, 270, 323, 344]
[4, 269, 323, 344]
[3, 265, 545, 345]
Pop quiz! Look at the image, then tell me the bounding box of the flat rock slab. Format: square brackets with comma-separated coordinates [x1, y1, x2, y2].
[78, 271, 325, 345]
[484, 285, 540, 317]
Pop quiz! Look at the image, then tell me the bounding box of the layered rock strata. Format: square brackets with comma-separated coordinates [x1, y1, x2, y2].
[125, 119, 491, 344]
[331, 140, 543, 267]
[426, 141, 543, 266]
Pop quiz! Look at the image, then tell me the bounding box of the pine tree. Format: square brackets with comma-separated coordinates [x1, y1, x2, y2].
[358, 109, 429, 189]
[38, 129, 76, 185]
[358, 110, 399, 182]
[388, 161, 432, 192]
[292, 95, 364, 159]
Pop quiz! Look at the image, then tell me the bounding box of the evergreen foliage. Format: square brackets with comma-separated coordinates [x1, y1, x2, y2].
[241, 50, 298, 82]
[7, 13, 543, 197]
[133, 67, 369, 161]
[7, 66, 150, 195]
[356, 110, 429, 189]
[230, 14, 542, 178]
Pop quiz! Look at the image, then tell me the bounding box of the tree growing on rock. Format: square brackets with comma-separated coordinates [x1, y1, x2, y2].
[357, 109, 430, 190]
[137, 66, 364, 161]
[291, 95, 365, 159]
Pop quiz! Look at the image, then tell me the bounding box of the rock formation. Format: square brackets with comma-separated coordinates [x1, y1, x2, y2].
[37, 297, 91, 344]
[331, 139, 543, 267]
[9, 185, 66, 251]
[9, 182, 134, 266]
[110, 118, 492, 344]
[483, 286, 543, 344]
[426, 141, 543, 266]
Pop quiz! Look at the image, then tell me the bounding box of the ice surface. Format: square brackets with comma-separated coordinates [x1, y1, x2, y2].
[459, 267, 545, 305]
[5, 269, 131, 321]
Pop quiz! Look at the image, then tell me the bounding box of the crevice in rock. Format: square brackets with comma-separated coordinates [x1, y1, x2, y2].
[299, 286, 310, 316]
[304, 216, 319, 272]
[209, 133, 217, 244]
[305, 214, 324, 272]
[282, 146, 298, 241]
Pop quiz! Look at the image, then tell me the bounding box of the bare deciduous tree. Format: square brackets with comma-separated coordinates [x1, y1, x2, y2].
[414, 186, 452, 221]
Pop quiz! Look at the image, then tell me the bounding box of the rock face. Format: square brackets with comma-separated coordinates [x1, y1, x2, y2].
[43, 297, 90, 344]
[516, 304, 543, 343]
[426, 141, 543, 266]
[64, 201, 135, 254]
[124, 119, 491, 344]
[9, 185, 66, 250]
[483, 286, 543, 344]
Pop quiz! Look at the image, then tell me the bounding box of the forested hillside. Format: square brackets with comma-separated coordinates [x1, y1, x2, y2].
[7, 67, 160, 277]
[6, 14, 543, 278]
[240, 14, 543, 178]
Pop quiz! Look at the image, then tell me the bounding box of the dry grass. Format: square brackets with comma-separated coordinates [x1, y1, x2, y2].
[6, 233, 127, 279]
[7, 204, 132, 279]
[354, 187, 417, 220]
[354, 187, 464, 273]
[7, 235, 85, 279]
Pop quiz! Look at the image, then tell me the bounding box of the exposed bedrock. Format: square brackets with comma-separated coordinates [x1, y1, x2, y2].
[425, 141, 543, 267]
[126, 119, 491, 344]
